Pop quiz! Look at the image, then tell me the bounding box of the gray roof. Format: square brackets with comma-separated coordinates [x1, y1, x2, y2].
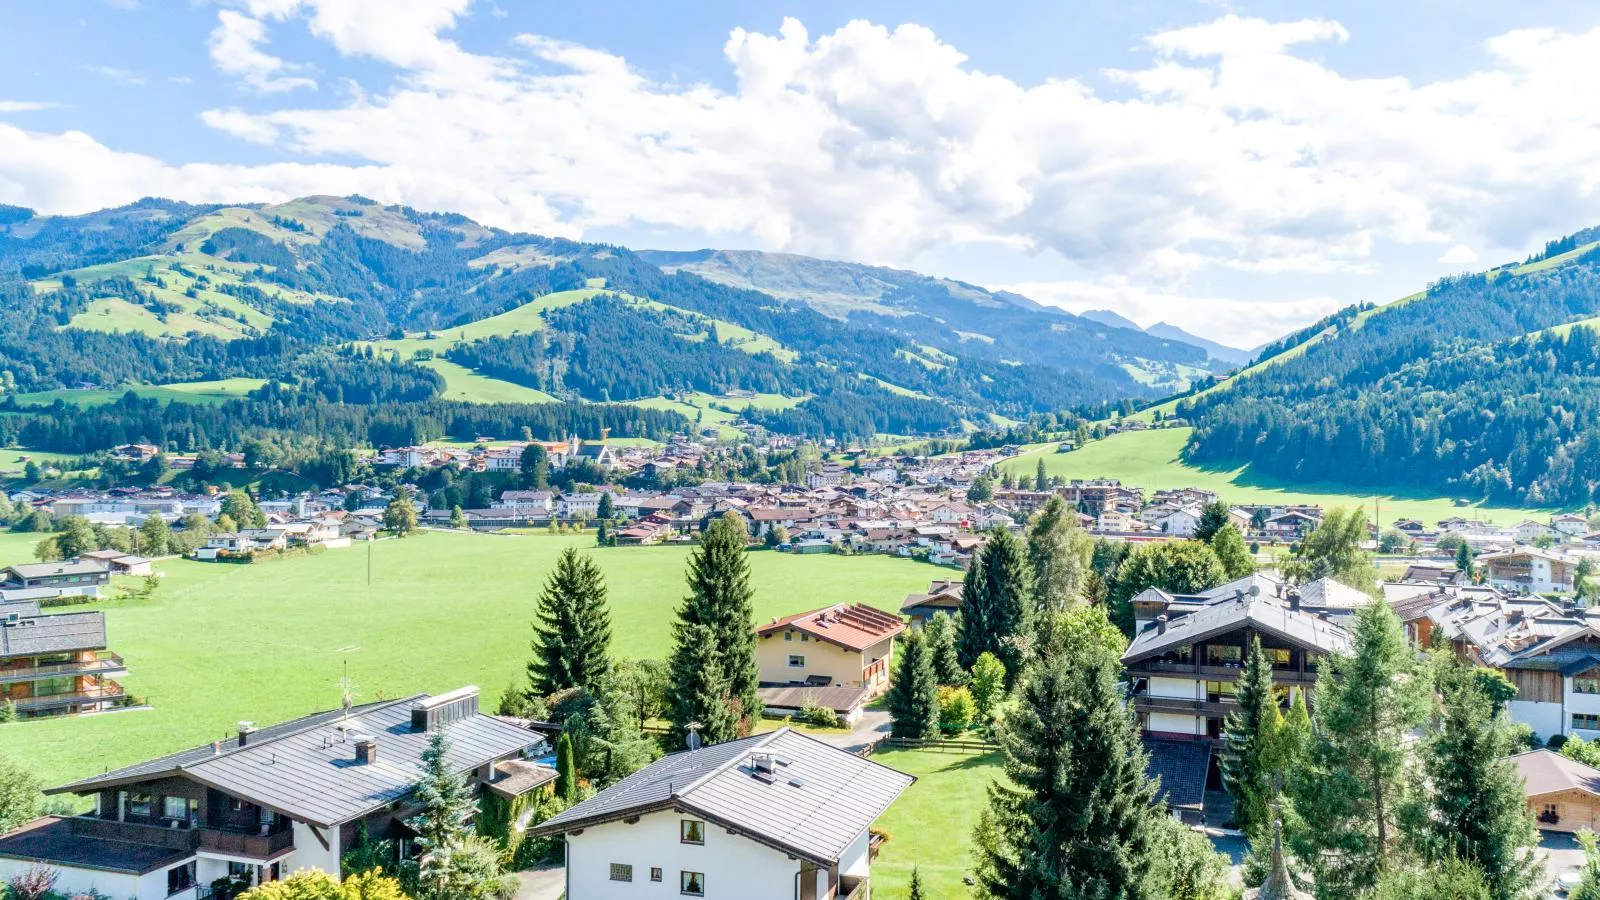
[0, 610, 107, 657]
[531, 728, 914, 866]
[1144, 737, 1209, 812]
[1124, 594, 1350, 664]
[52, 692, 540, 828]
[3, 561, 108, 580]
[0, 816, 190, 874]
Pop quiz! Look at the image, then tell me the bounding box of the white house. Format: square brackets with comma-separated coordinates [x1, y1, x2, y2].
[1478, 548, 1577, 594]
[495, 490, 554, 515]
[1511, 519, 1557, 544]
[557, 491, 603, 519]
[531, 728, 913, 900]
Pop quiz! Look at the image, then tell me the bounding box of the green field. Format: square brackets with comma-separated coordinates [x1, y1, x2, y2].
[0, 533, 940, 786]
[871, 749, 1002, 899]
[623, 392, 805, 440]
[1003, 427, 1555, 525]
[419, 359, 558, 405]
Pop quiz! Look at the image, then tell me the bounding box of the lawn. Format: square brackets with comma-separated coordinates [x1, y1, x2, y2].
[419, 359, 557, 405]
[0, 533, 941, 786]
[1003, 427, 1556, 526]
[11, 378, 267, 408]
[871, 748, 1003, 899]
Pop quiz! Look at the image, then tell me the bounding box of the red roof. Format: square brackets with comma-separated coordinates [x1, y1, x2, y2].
[757, 603, 905, 652]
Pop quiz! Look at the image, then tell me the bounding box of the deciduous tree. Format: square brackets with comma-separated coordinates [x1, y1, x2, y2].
[1027, 496, 1093, 611]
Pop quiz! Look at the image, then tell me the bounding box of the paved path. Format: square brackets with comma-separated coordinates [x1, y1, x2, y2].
[817, 708, 892, 753]
[515, 866, 564, 900]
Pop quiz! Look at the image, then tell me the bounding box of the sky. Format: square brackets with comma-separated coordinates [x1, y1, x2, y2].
[5, 1, 1600, 347]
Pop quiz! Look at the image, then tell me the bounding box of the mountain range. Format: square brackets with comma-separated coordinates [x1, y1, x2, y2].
[1081, 309, 1255, 366]
[0, 195, 1228, 447]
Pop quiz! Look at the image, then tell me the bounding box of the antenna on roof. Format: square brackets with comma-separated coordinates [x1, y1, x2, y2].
[340, 660, 354, 721]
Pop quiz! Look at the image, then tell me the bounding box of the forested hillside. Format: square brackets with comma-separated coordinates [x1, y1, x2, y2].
[1180, 238, 1600, 505]
[0, 195, 1173, 449]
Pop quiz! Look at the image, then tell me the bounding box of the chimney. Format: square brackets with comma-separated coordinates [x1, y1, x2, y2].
[236, 721, 256, 747]
[1287, 590, 1301, 612]
[354, 733, 378, 765]
[1156, 615, 1168, 635]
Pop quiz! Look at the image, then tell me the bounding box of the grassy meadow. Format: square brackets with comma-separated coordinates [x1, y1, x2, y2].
[10, 378, 267, 408]
[1003, 427, 1555, 526]
[0, 531, 941, 785]
[870, 749, 1002, 899]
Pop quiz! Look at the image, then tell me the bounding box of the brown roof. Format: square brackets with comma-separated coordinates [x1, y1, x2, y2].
[0, 816, 192, 874]
[487, 760, 559, 798]
[1509, 749, 1600, 798]
[756, 684, 869, 715]
[757, 603, 905, 652]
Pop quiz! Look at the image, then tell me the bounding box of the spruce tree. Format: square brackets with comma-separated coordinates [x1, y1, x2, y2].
[1414, 670, 1542, 900]
[1026, 496, 1092, 612]
[1221, 637, 1283, 839]
[1457, 542, 1476, 582]
[975, 529, 1033, 683]
[1288, 601, 1429, 897]
[956, 548, 989, 670]
[528, 547, 613, 697]
[407, 731, 480, 897]
[908, 866, 926, 900]
[924, 612, 966, 686]
[1194, 500, 1231, 543]
[886, 628, 939, 739]
[974, 616, 1157, 899]
[664, 621, 738, 747]
[681, 512, 761, 729]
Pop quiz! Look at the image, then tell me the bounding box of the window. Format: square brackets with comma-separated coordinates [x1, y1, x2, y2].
[681, 819, 706, 844]
[610, 863, 633, 882]
[1269, 648, 1292, 670]
[651, 868, 663, 882]
[784, 631, 793, 641]
[162, 796, 192, 822]
[681, 871, 706, 896]
[1205, 644, 1242, 667]
[166, 862, 196, 897]
[800, 633, 809, 642]
[1577, 676, 1600, 695]
[1576, 713, 1600, 731]
[128, 790, 153, 818]
[788, 655, 806, 668]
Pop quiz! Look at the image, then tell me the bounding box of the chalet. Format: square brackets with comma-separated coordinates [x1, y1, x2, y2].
[1096, 509, 1142, 533]
[0, 562, 111, 603]
[1122, 589, 1349, 743]
[1478, 547, 1577, 593]
[0, 601, 127, 719]
[899, 578, 964, 624]
[1262, 510, 1320, 538]
[0, 687, 548, 898]
[755, 604, 904, 723]
[530, 728, 913, 900]
[1061, 479, 1143, 516]
[1510, 519, 1556, 543]
[1554, 514, 1593, 538]
[1509, 749, 1600, 833]
[78, 550, 154, 577]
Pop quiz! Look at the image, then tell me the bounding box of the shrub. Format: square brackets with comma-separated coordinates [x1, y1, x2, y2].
[798, 699, 839, 729]
[937, 686, 976, 733]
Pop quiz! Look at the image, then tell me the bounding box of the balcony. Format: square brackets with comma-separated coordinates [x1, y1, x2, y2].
[196, 825, 294, 859]
[70, 815, 196, 851]
[1135, 695, 1234, 717]
[13, 683, 127, 714]
[0, 654, 127, 686]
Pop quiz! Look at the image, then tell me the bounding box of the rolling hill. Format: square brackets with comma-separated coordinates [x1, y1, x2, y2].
[0, 195, 1204, 447]
[1127, 228, 1600, 506]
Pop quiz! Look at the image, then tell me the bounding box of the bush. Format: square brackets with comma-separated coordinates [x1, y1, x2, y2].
[937, 686, 976, 733]
[798, 699, 839, 729]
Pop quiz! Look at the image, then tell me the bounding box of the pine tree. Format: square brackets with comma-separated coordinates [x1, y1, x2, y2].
[1210, 523, 1255, 579]
[663, 621, 737, 746]
[923, 612, 966, 686]
[528, 547, 613, 696]
[675, 512, 761, 731]
[1195, 500, 1232, 543]
[1413, 669, 1542, 900]
[909, 866, 926, 900]
[974, 616, 1158, 899]
[1220, 637, 1284, 839]
[1457, 542, 1476, 582]
[597, 491, 615, 520]
[886, 628, 939, 739]
[965, 529, 1032, 683]
[956, 547, 989, 670]
[1288, 601, 1429, 897]
[1026, 496, 1092, 612]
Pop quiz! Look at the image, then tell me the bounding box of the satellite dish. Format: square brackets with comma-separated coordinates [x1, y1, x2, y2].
[1248, 584, 1261, 598]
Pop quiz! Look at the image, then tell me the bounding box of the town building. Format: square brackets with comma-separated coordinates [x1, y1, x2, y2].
[1477, 548, 1578, 594]
[0, 562, 112, 604]
[530, 728, 913, 900]
[0, 601, 127, 718]
[0, 687, 548, 897]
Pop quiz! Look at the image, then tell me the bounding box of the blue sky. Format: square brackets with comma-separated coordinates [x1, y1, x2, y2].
[5, 0, 1600, 345]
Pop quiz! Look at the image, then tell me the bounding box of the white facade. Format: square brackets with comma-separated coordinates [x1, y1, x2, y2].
[1506, 675, 1600, 741]
[563, 808, 858, 900]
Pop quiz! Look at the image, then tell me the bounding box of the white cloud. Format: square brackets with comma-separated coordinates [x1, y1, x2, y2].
[209, 9, 317, 93]
[1439, 244, 1480, 265]
[5, 10, 1600, 340]
[1003, 278, 1344, 347]
[0, 102, 57, 113]
[82, 65, 147, 86]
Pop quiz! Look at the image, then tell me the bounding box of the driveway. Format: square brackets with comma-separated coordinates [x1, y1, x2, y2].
[816, 707, 892, 753]
[515, 866, 564, 900]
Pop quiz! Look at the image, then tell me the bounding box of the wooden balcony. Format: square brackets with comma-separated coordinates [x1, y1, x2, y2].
[68, 816, 294, 860]
[196, 825, 294, 859]
[0, 654, 126, 686]
[1134, 695, 1234, 717]
[13, 683, 126, 713]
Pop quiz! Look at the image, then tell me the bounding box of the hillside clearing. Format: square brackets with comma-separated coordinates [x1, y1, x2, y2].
[10, 378, 267, 407]
[419, 358, 558, 404]
[1004, 427, 1556, 525]
[0, 532, 939, 785]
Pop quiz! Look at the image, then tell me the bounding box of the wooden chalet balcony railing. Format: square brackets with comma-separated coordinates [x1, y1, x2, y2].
[13, 683, 126, 712]
[70, 816, 294, 859]
[196, 825, 294, 858]
[0, 654, 126, 686]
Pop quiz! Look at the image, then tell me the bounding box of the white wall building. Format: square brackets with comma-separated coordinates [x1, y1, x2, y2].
[532, 728, 913, 900]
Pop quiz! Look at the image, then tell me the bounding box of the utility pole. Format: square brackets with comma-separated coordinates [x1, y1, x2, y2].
[366, 535, 372, 587]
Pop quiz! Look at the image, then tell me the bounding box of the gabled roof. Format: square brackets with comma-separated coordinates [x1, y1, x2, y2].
[51, 691, 539, 828]
[757, 603, 905, 651]
[0, 610, 107, 656]
[1508, 749, 1600, 798]
[1123, 595, 1350, 664]
[529, 728, 913, 867]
